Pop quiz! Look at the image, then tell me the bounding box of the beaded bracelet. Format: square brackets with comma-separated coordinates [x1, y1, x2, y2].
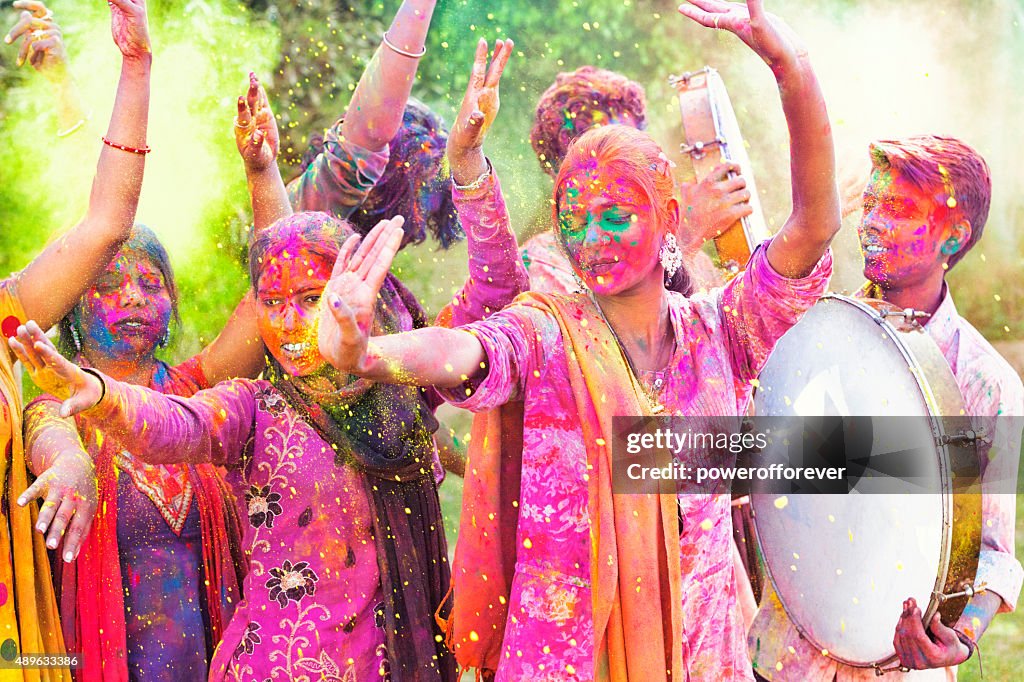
[102, 136, 151, 155]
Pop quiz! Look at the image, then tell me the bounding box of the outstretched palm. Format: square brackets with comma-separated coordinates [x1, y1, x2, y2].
[7, 321, 102, 417]
[318, 217, 406, 374]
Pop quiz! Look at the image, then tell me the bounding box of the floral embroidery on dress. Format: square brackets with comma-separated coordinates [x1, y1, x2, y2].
[295, 650, 356, 682]
[233, 622, 262, 658]
[266, 560, 319, 607]
[246, 484, 283, 529]
[255, 388, 288, 417]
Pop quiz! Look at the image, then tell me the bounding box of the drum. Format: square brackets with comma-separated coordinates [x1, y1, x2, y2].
[751, 294, 982, 671]
[670, 66, 770, 275]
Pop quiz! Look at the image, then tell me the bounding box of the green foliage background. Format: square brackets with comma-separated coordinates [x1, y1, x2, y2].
[0, 2, 1022, 678]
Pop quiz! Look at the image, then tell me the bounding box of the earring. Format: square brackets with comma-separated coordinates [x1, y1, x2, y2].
[660, 233, 683, 279]
[158, 329, 170, 348]
[69, 325, 82, 353]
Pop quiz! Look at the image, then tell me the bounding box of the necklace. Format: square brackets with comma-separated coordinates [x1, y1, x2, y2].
[587, 292, 671, 415]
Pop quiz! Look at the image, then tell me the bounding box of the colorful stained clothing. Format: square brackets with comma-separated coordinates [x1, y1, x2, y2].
[26, 357, 244, 681]
[287, 120, 390, 220]
[748, 283, 1024, 681]
[443, 241, 832, 681]
[84, 369, 455, 682]
[0, 279, 69, 681]
[438, 166, 529, 328]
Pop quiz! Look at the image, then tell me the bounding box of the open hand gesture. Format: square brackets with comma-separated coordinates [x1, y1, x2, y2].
[678, 0, 806, 75]
[8, 321, 103, 418]
[4, 1, 66, 75]
[109, 0, 151, 62]
[318, 217, 406, 374]
[235, 72, 279, 172]
[447, 38, 513, 185]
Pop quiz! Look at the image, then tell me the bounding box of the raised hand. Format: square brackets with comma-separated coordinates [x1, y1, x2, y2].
[7, 321, 103, 418]
[235, 72, 280, 172]
[319, 217, 406, 374]
[447, 38, 514, 185]
[109, 0, 151, 62]
[678, 0, 806, 75]
[678, 162, 754, 253]
[4, 0, 65, 74]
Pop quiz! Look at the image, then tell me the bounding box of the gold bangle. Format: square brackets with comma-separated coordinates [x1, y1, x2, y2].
[382, 31, 426, 59]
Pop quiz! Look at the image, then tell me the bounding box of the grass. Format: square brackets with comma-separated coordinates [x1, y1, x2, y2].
[957, 505, 1024, 681]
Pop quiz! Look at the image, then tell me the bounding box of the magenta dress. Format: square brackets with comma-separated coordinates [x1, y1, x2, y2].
[87, 378, 400, 681]
[440, 243, 833, 681]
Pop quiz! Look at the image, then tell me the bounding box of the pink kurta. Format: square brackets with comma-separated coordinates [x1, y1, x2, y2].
[442, 242, 832, 681]
[748, 285, 1024, 681]
[89, 379, 390, 682]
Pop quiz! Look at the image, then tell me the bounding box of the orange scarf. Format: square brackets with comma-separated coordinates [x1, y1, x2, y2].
[444, 291, 683, 680]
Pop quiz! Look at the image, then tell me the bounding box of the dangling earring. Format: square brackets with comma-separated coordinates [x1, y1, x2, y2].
[660, 233, 683, 281]
[69, 325, 82, 353]
[158, 329, 170, 348]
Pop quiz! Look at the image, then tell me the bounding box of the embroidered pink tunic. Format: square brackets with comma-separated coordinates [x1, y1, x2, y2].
[441, 242, 832, 682]
[88, 379, 394, 681]
[748, 286, 1024, 682]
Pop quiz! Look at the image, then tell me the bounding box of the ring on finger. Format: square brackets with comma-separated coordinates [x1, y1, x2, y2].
[713, 15, 721, 29]
[233, 118, 249, 129]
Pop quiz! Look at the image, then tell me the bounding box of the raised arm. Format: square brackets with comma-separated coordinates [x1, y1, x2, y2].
[679, 0, 840, 277]
[191, 73, 290, 385]
[440, 38, 528, 327]
[341, 0, 438, 152]
[235, 72, 290, 231]
[14, 0, 153, 331]
[9, 322, 256, 467]
[318, 219, 485, 388]
[4, 1, 89, 136]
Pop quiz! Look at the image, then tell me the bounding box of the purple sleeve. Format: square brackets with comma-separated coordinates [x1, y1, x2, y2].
[87, 375, 258, 469]
[436, 302, 549, 412]
[441, 165, 529, 327]
[287, 121, 390, 219]
[715, 239, 832, 391]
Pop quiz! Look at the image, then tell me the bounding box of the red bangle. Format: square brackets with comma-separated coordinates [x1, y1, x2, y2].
[102, 136, 151, 155]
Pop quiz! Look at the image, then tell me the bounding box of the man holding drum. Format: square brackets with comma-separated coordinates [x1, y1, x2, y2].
[749, 136, 1023, 679]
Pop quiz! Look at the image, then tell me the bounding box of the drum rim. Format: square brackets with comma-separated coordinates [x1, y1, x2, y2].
[751, 293, 976, 668]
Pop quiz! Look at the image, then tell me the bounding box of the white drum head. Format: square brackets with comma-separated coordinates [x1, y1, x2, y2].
[752, 296, 952, 666]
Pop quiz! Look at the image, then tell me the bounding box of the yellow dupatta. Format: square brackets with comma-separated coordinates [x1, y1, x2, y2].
[0, 280, 69, 681]
[446, 291, 683, 681]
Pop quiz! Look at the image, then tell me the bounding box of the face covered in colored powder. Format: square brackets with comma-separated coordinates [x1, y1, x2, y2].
[76, 249, 173, 360]
[557, 165, 665, 296]
[254, 238, 334, 377]
[858, 168, 966, 288]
